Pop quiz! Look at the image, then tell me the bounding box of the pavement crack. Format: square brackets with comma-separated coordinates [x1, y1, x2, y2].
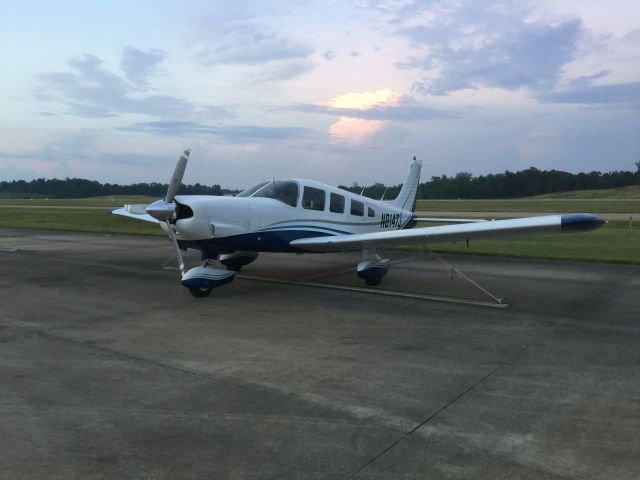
[344, 321, 564, 479]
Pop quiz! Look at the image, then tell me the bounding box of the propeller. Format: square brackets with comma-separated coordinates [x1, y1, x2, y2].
[145, 148, 191, 275]
[145, 148, 190, 222]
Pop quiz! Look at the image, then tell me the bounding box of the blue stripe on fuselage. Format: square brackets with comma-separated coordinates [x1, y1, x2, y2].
[259, 224, 352, 235]
[180, 229, 337, 254]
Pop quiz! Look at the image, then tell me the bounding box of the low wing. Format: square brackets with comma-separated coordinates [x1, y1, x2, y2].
[110, 204, 159, 224]
[290, 214, 604, 252]
[414, 217, 487, 223]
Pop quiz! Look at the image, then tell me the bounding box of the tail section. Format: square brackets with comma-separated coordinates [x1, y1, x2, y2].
[390, 157, 422, 212]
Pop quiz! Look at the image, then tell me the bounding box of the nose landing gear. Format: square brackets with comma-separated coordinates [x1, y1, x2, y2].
[181, 265, 236, 297]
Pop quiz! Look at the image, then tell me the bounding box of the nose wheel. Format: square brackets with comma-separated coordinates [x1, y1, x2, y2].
[189, 285, 214, 297]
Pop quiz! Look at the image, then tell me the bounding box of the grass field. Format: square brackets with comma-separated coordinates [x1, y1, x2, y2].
[401, 221, 640, 264]
[416, 184, 640, 213]
[416, 198, 640, 213]
[531, 184, 640, 199]
[1, 193, 639, 264]
[0, 196, 157, 207]
[0, 207, 161, 236]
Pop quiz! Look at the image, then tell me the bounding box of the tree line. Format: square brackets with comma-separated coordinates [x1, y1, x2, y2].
[340, 166, 640, 200]
[0, 178, 236, 198]
[1, 165, 639, 199]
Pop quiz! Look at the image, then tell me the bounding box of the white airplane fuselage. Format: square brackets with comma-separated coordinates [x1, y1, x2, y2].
[113, 151, 604, 297]
[166, 179, 414, 255]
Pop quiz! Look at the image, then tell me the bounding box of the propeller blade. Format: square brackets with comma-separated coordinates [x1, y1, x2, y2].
[165, 148, 190, 203]
[165, 220, 185, 275]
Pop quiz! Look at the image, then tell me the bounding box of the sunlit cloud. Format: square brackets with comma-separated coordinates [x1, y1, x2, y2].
[329, 117, 386, 145]
[329, 88, 400, 110]
[327, 88, 400, 144]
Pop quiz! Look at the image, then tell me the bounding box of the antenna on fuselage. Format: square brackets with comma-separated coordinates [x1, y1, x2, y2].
[380, 187, 388, 201]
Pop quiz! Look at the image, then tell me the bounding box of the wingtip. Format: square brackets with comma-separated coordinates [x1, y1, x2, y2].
[560, 214, 605, 232]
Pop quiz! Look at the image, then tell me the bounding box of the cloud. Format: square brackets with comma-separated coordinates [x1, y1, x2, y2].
[292, 97, 454, 121]
[259, 60, 314, 82]
[537, 81, 640, 105]
[195, 21, 313, 70]
[392, 1, 582, 95]
[565, 70, 611, 89]
[329, 118, 385, 145]
[100, 153, 171, 167]
[297, 88, 449, 144]
[35, 52, 231, 119]
[120, 47, 167, 86]
[329, 89, 399, 110]
[121, 120, 311, 142]
[282, 88, 453, 145]
[323, 50, 336, 60]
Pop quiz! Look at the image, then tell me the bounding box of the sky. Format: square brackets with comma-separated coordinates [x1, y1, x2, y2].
[1, 0, 639, 189]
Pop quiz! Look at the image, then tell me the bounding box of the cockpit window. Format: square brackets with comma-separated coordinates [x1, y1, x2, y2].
[236, 181, 269, 197]
[253, 180, 299, 207]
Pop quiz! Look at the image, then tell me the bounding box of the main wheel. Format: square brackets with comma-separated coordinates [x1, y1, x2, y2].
[225, 263, 242, 272]
[189, 286, 213, 297]
[365, 275, 381, 286]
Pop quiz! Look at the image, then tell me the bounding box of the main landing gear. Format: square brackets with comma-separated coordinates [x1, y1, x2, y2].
[219, 251, 258, 272]
[364, 275, 383, 287]
[357, 249, 390, 287]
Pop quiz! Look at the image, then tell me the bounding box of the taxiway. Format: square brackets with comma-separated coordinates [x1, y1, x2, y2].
[1, 229, 638, 479]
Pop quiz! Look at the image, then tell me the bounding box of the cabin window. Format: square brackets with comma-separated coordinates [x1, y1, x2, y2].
[330, 193, 345, 213]
[368, 207, 375, 218]
[253, 180, 299, 207]
[350, 199, 364, 216]
[302, 186, 326, 211]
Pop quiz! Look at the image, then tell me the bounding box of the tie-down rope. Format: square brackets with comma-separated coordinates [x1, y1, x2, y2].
[424, 247, 505, 305]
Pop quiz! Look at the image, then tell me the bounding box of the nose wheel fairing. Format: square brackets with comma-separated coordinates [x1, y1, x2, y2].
[181, 266, 236, 296]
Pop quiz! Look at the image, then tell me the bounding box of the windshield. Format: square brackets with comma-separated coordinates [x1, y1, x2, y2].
[236, 181, 269, 197]
[253, 180, 299, 207]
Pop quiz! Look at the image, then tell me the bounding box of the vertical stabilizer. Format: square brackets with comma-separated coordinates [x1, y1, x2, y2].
[390, 158, 422, 212]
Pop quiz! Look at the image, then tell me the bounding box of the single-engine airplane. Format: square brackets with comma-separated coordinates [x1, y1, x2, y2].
[112, 149, 605, 297]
